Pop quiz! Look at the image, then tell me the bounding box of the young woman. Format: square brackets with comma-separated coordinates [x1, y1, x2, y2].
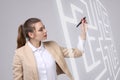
[13, 17, 87, 80]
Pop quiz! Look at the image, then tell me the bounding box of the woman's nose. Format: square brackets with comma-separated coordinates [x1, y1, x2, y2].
[44, 29, 47, 33]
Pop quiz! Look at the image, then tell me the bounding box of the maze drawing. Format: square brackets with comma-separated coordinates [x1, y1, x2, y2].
[56, 0, 120, 80]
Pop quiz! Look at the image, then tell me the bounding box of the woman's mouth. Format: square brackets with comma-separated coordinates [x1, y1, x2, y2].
[44, 34, 47, 37]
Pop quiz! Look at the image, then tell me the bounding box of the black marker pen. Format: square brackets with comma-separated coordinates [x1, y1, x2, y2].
[76, 17, 86, 27]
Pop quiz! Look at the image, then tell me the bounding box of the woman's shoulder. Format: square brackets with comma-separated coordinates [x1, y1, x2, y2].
[14, 46, 25, 55]
[44, 40, 56, 43]
[43, 40, 59, 46]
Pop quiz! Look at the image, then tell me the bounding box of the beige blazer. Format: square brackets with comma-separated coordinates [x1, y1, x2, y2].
[13, 41, 83, 80]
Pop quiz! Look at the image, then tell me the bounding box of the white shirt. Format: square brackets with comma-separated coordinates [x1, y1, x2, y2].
[28, 41, 57, 80]
[77, 36, 85, 53]
[28, 36, 85, 80]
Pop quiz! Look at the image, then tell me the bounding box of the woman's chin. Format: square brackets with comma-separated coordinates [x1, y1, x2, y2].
[42, 38, 47, 40]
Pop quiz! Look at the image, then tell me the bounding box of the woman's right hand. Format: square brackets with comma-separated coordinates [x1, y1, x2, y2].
[80, 17, 88, 40]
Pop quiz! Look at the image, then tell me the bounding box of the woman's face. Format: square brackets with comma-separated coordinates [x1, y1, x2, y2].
[30, 22, 47, 41]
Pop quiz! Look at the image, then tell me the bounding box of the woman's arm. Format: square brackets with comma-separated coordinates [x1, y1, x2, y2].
[60, 18, 87, 58]
[60, 47, 83, 58]
[13, 52, 23, 80]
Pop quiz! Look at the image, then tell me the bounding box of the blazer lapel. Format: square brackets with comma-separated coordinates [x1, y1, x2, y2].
[44, 42, 67, 72]
[43, 41, 73, 80]
[43, 41, 61, 64]
[24, 42, 39, 80]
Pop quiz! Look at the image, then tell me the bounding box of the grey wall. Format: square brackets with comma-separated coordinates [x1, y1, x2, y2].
[0, 0, 120, 80]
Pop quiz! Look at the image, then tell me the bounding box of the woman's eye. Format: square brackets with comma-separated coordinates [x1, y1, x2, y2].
[39, 29, 43, 31]
[39, 26, 45, 31]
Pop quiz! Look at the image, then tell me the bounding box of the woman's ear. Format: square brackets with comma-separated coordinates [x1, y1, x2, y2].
[28, 32, 35, 39]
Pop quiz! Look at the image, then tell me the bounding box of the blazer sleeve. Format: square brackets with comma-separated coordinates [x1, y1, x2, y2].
[59, 36, 86, 58]
[12, 51, 23, 80]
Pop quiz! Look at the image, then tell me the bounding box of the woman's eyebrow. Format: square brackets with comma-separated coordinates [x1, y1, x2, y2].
[39, 26, 44, 30]
[41, 25, 45, 28]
